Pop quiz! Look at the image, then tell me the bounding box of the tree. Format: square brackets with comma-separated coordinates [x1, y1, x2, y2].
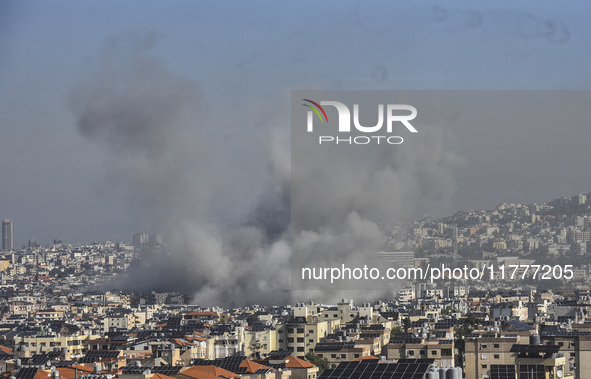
[390, 325, 404, 339]
[305, 351, 330, 373]
[402, 317, 412, 332]
[454, 313, 482, 367]
[441, 306, 454, 316]
[246, 314, 258, 325]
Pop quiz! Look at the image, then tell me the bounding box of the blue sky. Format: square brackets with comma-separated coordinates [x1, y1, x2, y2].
[2, 0, 591, 246]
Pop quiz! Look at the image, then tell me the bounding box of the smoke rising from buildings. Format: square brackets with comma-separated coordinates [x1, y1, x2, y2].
[70, 33, 465, 306]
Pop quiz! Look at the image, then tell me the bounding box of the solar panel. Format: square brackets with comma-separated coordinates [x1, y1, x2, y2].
[152, 366, 182, 375]
[390, 337, 423, 344]
[317, 360, 432, 379]
[80, 350, 120, 363]
[397, 359, 435, 364]
[505, 320, 534, 332]
[267, 350, 293, 358]
[53, 360, 79, 368]
[541, 330, 591, 336]
[510, 344, 560, 355]
[15, 367, 39, 379]
[314, 342, 356, 351]
[22, 354, 52, 366]
[518, 364, 545, 379]
[193, 355, 247, 374]
[362, 325, 385, 331]
[490, 364, 516, 379]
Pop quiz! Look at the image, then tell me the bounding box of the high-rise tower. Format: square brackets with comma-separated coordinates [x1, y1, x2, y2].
[2, 219, 13, 251]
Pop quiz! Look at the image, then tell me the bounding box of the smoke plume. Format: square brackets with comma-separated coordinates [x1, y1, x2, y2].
[71, 33, 465, 306]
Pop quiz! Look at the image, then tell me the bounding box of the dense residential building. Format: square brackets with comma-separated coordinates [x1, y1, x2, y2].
[2, 192, 591, 377]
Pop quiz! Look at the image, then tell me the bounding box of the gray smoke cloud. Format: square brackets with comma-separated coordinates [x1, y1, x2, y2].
[70, 32, 291, 305]
[70, 33, 465, 306]
[290, 120, 465, 301]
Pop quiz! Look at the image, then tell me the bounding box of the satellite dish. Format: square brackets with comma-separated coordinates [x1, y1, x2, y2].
[557, 369, 563, 378]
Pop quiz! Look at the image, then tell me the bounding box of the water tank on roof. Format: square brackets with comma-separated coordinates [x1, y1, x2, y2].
[94, 364, 101, 374]
[439, 367, 448, 379]
[446, 367, 460, 379]
[134, 361, 142, 367]
[426, 370, 438, 379]
[530, 334, 541, 345]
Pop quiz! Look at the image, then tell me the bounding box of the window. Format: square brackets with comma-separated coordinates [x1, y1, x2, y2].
[341, 354, 346, 358]
[287, 338, 294, 343]
[297, 347, 305, 352]
[331, 354, 337, 358]
[408, 350, 414, 356]
[309, 339, 314, 343]
[325, 314, 328, 318]
[431, 350, 437, 356]
[297, 338, 304, 343]
[354, 354, 360, 358]
[298, 328, 305, 333]
[334, 314, 337, 318]
[279, 339, 284, 343]
[308, 329, 314, 334]
[481, 364, 487, 369]
[493, 344, 499, 348]
[289, 328, 295, 333]
[481, 354, 487, 359]
[278, 329, 283, 334]
[494, 354, 499, 359]
[481, 344, 487, 349]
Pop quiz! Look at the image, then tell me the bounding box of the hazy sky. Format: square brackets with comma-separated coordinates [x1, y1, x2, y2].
[2, 0, 591, 247]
